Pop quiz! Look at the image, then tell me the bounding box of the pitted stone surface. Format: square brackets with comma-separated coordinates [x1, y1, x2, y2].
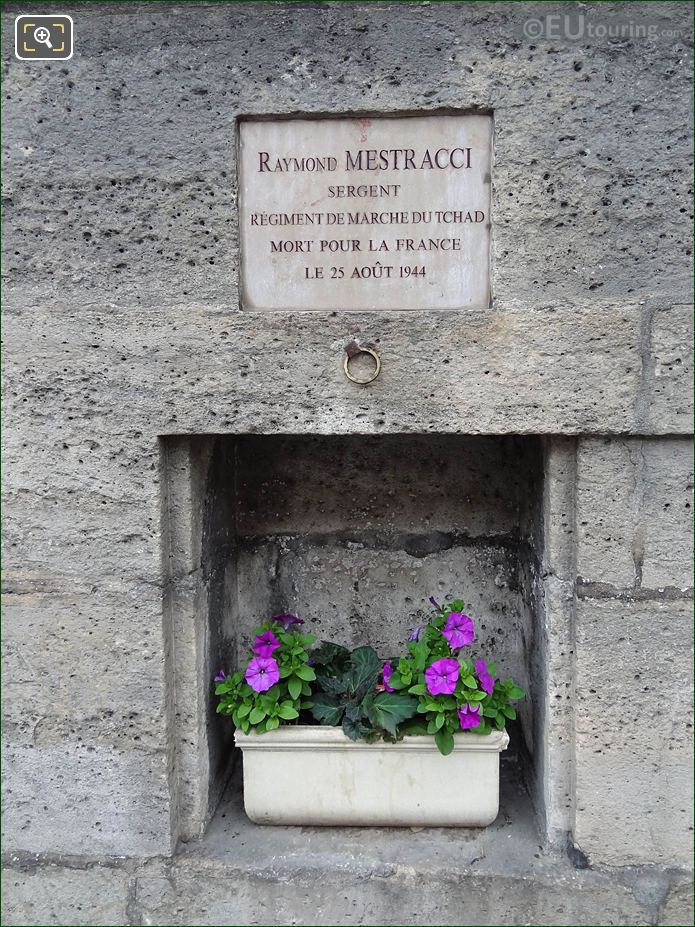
[1, 861, 130, 926]
[576, 437, 693, 591]
[574, 597, 693, 867]
[2, 3, 692, 313]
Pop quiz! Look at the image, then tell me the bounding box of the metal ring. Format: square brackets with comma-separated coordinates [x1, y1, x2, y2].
[343, 347, 381, 385]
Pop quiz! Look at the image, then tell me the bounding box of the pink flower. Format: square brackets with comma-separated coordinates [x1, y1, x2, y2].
[245, 656, 280, 692]
[272, 613, 304, 630]
[253, 630, 281, 658]
[381, 661, 395, 693]
[475, 659, 494, 695]
[425, 658, 460, 695]
[442, 612, 474, 650]
[458, 704, 481, 730]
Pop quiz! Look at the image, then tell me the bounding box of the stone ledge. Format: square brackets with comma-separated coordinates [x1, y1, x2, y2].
[3, 303, 693, 436]
[6, 758, 691, 926]
[2, 854, 692, 927]
[576, 582, 693, 601]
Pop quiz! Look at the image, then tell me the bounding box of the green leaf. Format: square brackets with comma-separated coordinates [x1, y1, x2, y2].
[265, 716, 280, 730]
[364, 692, 419, 736]
[434, 713, 445, 730]
[462, 675, 477, 689]
[407, 683, 427, 696]
[508, 685, 525, 700]
[295, 665, 316, 681]
[344, 701, 363, 723]
[349, 645, 382, 682]
[411, 639, 429, 672]
[467, 690, 486, 702]
[236, 703, 252, 718]
[342, 715, 371, 741]
[277, 703, 299, 720]
[435, 729, 455, 756]
[309, 693, 344, 726]
[501, 705, 517, 720]
[314, 671, 349, 697]
[344, 646, 382, 699]
[482, 706, 498, 718]
[249, 706, 266, 725]
[287, 676, 302, 700]
[398, 718, 429, 736]
[310, 641, 351, 667]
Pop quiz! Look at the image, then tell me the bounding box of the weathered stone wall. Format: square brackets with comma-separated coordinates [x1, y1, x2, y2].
[2, 1, 692, 924]
[573, 437, 693, 866]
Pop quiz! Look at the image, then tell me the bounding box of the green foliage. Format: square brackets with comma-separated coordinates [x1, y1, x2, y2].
[308, 644, 418, 741]
[215, 623, 315, 734]
[214, 596, 525, 757]
[386, 599, 526, 755]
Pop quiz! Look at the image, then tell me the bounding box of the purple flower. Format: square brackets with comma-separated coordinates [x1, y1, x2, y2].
[407, 625, 424, 642]
[429, 596, 441, 610]
[245, 656, 280, 693]
[425, 658, 460, 695]
[442, 612, 474, 650]
[272, 613, 304, 630]
[458, 704, 481, 730]
[213, 670, 226, 683]
[381, 661, 395, 693]
[253, 630, 281, 658]
[475, 659, 495, 695]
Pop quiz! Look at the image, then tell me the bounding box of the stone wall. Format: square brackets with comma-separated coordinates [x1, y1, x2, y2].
[2, 1, 693, 924]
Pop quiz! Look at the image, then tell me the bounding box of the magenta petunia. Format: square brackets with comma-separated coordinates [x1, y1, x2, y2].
[245, 656, 280, 692]
[442, 612, 474, 650]
[425, 657, 460, 695]
[213, 669, 226, 683]
[475, 658, 494, 695]
[458, 703, 481, 730]
[382, 661, 395, 693]
[253, 630, 281, 658]
[272, 613, 304, 630]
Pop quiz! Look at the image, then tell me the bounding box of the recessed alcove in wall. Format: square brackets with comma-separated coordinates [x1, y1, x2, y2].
[162, 433, 559, 844]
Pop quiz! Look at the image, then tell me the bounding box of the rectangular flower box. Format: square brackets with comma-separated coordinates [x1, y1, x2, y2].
[235, 725, 509, 827]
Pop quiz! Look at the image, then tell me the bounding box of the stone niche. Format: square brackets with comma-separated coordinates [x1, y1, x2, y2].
[163, 433, 555, 841]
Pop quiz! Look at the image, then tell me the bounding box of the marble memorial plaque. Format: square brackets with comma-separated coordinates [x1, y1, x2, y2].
[238, 114, 492, 311]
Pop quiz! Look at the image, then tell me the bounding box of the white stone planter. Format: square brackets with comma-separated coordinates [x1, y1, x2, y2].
[235, 725, 509, 827]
